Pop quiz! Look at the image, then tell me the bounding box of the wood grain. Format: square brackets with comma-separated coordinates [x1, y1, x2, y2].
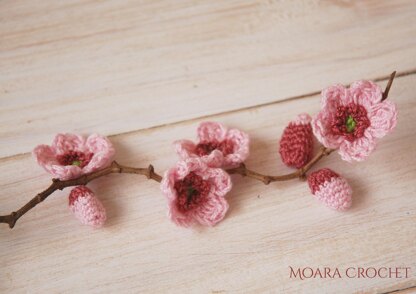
[1, 75, 415, 293]
[1, 0, 416, 157]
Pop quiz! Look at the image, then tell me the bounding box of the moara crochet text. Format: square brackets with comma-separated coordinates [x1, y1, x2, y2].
[0, 72, 398, 229]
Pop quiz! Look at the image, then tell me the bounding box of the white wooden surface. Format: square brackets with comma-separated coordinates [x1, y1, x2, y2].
[1, 1, 415, 293]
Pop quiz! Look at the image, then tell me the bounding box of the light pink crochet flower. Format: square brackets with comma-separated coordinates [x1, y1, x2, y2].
[160, 158, 232, 227]
[69, 186, 106, 228]
[312, 81, 397, 162]
[174, 121, 249, 168]
[33, 133, 115, 180]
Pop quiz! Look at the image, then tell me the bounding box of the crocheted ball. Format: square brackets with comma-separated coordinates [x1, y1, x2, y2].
[68, 186, 106, 228]
[307, 168, 352, 211]
[279, 113, 314, 168]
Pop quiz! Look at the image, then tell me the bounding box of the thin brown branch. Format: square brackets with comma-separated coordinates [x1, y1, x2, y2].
[382, 71, 396, 101]
[227, 147, 334, 184]
[0, 161, 162, 229]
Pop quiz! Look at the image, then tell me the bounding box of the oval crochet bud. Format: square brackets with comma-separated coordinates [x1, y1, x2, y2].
[279, 113, 313, 168]
[68, 186, 106, 228]
[307, 168, 352, 211]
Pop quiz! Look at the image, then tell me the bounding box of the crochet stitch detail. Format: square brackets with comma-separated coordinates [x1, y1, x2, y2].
[312, 80, 397, 162]
[279, 113, 313, 168]
[33, 133, 115, 180]
[174, 121, 249, 168]
[160, 158, 232, 227]
[68, 186, 106, 228]
[307, 168, 352, 211]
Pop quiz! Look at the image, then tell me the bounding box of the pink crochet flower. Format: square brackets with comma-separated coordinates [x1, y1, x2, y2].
[160, 158, 232, 227]
[69, 186, 106, 228]
[33, 133, 115, 180]
[174, 121, 249, 168]
[312, 81, 397, 162]
[307, 168, 352, 211]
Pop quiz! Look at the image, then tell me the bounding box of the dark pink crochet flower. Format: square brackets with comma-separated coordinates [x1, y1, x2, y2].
[160, 158, 232, 227]
[174, 121, 249, 168]
[312, 81, 397, 162]
[33, 133, 115, 180]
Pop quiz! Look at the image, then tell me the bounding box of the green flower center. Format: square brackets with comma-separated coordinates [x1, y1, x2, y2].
[346, 115, 356, 133]
[71, 160, 81, 166]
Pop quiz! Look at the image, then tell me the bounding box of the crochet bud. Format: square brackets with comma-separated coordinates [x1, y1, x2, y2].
[68, 186, 106, 228]
[279, 113, 313, 168]
[307, 168, 352, 211]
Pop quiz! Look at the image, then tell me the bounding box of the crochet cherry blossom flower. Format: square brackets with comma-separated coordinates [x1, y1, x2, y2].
[312, 80, 397, 162]
[69, 186, 106, 228]
[33, 133, 115, 180]
[174, 121, 249, 168]
[307, 168, 352, 211]
[160, 158, 232, 227]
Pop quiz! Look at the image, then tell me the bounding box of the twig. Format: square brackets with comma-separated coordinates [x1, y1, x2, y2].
[0, 162, 162, 228]
[382, 71, 396, 101]
[228, 147, 334, 184]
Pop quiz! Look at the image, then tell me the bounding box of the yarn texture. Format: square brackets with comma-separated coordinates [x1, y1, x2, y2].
[307, 168, 352, 211]
[160, 158, 232, 227]
[174, 121, 249, 168]
[68, 186, 106, 228]
[312, 80, 397, 162]
[33, 133, 115, 180]
[279, 113, 314, 168]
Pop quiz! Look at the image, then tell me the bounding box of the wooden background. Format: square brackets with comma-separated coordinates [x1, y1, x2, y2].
[1, 0, 415, 293]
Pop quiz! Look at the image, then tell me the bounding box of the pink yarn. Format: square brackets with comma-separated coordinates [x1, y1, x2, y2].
[160, 158, 232, 227]
[312, 80, 397, 162]
[33, 133, 115, 180]
[279, 113, 313, 168]
[174, 121, 249, 168]
[307, 168, 352, 211]
[68, 186, 106, 228]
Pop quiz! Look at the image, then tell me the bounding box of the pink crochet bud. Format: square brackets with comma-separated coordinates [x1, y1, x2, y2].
[68, 186, 106, 228]
[307, 168, 352, 211]
[279, 113, 314, 168]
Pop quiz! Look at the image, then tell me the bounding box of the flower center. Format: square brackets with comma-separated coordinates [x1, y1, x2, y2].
[330, 103, 370, 141]
[56, 150, 93, 168]
[345, 115, 356, 133]
[174, 172, 211, 212]
[195, 140, 234, 156]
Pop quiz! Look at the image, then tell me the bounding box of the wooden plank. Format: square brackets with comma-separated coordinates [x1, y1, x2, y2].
[0, 75, 414, 293]
[1, 0, 416, 157]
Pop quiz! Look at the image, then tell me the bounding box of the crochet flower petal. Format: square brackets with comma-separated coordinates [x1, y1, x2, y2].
[192, 195, 229, 226]
[52, 133, 85, 154]
[312, 112, 343, 149]
[33, 144, 58, 168]
[223, 128, 250, 167]
[348, 80, 383, 109]
[338, 136, 377, 162]
[174, 140, 224, 167]
[49, 164, 83, 180]
[197, 121, 227, 142]
[167, 199, 194, 227]
[174, 139, 196, 159]
[82, 134, 115, 173]
[321, 84, 348, 111]
[33, 145, 82, 180]
[204, 168, 232, 197]
[368, 100, 398, 138]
